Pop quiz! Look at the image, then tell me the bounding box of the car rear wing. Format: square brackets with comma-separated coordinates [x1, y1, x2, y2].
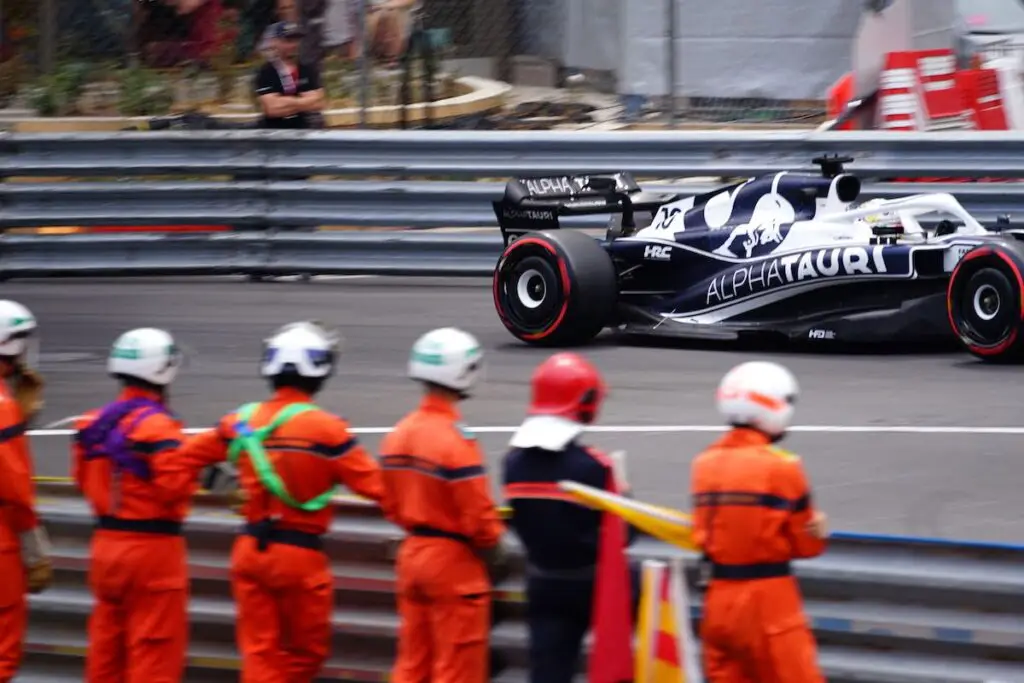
[491, 172, 680, 246]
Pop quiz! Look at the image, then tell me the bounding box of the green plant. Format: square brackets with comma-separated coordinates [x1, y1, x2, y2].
[0, 56, 28, 107]
[28, 61, 92, 117]
[117, 65, 173, 117]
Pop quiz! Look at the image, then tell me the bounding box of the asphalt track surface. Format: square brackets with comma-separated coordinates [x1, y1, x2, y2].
[8, 276, 1024, 544]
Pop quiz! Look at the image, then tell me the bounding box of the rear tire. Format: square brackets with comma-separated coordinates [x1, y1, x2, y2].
[492, 231, 617, 346]
[947, 242, 1024, 362]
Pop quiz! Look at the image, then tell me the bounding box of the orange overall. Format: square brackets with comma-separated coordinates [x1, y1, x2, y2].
[72, 387, 196, 683]
[378, 394, 506, 683]
[166, 387, 385, 683]
[690, 428, 827, 683]
[0, 376, 39, 682]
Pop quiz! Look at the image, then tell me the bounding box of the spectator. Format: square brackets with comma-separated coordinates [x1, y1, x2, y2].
[137, 0, 224, 68]
[254, 21, 326, 128]
[323, 0, 358, 60]
[364, 0, 422, 65]
[252, 0, 297, 59]
[321, 0, 423, 66]
[276, 0, 299, 23]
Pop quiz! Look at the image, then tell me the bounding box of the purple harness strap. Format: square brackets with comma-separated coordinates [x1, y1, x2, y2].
[78, 397, 170, 481]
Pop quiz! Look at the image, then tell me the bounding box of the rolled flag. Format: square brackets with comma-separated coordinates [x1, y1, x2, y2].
[587, 458, 635, 683]
[609, 450, 629, 491]
[557, 480, 699, 551]
[634, 558, 704, 683]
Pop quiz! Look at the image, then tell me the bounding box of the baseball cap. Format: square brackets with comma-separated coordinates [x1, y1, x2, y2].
[272, 21, 304, 40]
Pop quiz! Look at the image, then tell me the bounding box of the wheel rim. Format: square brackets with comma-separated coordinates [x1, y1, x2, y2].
[498, 254, 564, 333]
[972, 284, 1000, 322]
[515, 268, 547, 310]
[955, 268, 1017, 347]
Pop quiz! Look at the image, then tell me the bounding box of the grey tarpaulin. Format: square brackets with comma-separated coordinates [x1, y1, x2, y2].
[522, 0, 957, 100]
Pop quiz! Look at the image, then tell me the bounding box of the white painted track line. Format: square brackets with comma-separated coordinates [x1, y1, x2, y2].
[25, 424, 1024, 437]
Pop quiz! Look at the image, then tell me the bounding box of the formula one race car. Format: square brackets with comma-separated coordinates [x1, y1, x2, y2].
[490, 156, 1024, 362]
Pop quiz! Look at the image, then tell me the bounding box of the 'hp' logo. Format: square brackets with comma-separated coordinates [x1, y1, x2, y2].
[644, 245, 671, 261]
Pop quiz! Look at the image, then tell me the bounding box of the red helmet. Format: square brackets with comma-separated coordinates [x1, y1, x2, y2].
[527, 352, 606, 425]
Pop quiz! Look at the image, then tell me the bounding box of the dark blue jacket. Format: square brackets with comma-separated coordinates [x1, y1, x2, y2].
[502, 441, 638, 574]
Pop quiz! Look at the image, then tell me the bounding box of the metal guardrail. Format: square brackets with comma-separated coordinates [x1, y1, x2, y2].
[3, 181, 1024, 230]
[5, 179, 1024, 279]
[5, 130, 1024, 179]
[0, 232, 502, 278]
[22, 481, 1024, 683]
[3, 130, 1024, 279]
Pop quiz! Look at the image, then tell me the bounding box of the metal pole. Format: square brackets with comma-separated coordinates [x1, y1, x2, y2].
[358, 0, 369, 128]
[39, 0, 56, 75]
[666, 0, 677, 126]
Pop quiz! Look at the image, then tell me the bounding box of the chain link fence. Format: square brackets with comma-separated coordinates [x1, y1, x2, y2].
[0, 0, 826, 128]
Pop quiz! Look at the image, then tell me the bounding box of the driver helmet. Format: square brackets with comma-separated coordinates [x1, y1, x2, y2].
[853, 198, 902, 231]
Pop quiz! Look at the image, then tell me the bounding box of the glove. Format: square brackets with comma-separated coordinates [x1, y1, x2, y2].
[20, 526, 54, 594]
[478, 538, 512, 585]
[200, 463, 246, 513]
[11, 363, 44, 423]
[201, 462, 238, 493]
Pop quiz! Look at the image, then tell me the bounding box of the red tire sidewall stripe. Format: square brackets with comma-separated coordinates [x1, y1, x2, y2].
[492, 237, 571, 340]
[948, 247, 1024, 356]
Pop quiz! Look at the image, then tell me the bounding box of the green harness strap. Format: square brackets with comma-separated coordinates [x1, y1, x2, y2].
[227, 401, 339, 512]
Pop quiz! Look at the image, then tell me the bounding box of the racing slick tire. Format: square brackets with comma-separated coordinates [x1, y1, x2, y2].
[493, 230, 617, 346]
[947, 241, 1024, 362]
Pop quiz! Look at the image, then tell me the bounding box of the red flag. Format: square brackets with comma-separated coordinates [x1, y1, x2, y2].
[588, 465, 634, 683]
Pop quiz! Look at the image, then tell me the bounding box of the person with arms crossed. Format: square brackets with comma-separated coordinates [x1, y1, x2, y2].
[379, 327, 507, 683]
[691, 360, 829, 683]
[72, 328, 193, 683]
[162, 321, 385, 682]
[0, 301, 52, 682]
[254, 21, 325, 129]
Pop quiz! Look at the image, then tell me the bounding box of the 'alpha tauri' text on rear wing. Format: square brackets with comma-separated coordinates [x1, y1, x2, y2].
[491, 172, 678, 246]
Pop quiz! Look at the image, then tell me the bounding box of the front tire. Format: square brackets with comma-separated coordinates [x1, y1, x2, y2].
[492, 231, 617, 346]
[947, 243, 1024, 362]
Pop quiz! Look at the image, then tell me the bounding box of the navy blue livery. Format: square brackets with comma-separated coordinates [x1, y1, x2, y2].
[489, 155, 1024, 363]
[502, 443, 638, 683]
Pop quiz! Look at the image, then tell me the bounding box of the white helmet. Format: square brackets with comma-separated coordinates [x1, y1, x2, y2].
[261, 321, 339, 379]
[716, 361, 798, 438]
[408, 327, 483, 395]
[108, 328, 182, 386]
[854, 198, 902, 230]
[0, 300, 37, 365]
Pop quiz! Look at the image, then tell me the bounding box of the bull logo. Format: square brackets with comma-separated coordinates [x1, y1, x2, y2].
[714, 218, 790, 259]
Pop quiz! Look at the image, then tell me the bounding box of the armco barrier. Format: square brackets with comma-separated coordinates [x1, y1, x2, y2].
[22, 481, 1024, 683]
[3, 130, 1024, 278]
[5, 129, 1024, 179]
[2, 180, 1024, 230]
[0, 232, 503, 278]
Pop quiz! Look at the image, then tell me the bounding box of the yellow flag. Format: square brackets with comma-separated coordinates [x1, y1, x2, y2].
[557, 480, 699, 552]
[634, 560, 662, 683]
[635, 559, 687, 683]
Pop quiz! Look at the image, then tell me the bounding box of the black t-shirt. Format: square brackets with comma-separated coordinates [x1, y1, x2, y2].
[254, 60, 322, 129]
